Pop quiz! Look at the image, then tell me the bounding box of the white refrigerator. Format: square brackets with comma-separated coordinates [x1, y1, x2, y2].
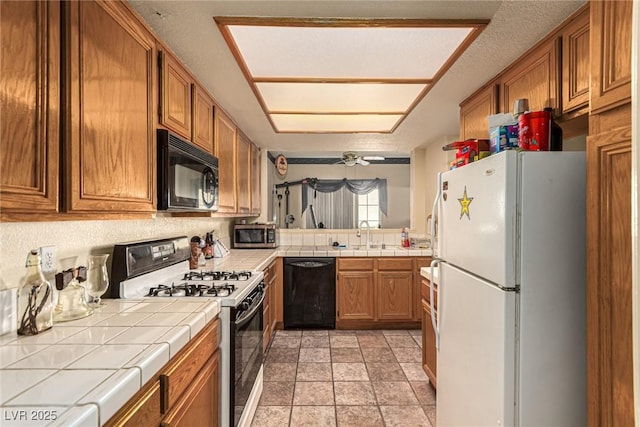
[429, 151, 587, 426]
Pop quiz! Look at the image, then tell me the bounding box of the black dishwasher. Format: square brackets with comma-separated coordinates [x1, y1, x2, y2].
[283, 257, 336, 329]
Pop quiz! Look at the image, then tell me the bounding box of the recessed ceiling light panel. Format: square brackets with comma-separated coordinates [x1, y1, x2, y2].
[270, 114, 402, 133]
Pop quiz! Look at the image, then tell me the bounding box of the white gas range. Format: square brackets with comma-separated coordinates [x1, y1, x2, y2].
[110, 236, 264, 427]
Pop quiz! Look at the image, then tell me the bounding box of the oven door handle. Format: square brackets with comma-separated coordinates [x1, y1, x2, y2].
[235, 291, 265, 328]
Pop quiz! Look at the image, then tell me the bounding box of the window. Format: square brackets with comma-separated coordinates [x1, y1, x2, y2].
[357, 189, 380, 228]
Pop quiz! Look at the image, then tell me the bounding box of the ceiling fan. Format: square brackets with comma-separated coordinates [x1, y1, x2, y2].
[336, 152, 385, 167]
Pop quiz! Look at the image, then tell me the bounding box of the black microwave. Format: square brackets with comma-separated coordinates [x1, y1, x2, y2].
[157, 129, 219, 211]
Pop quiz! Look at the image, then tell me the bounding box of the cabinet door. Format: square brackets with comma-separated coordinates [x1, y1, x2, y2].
[414, 258, 432, 321]
[191, 84, 214, 153]
[586, 125, 633, 427]
[459, 84, 498, 140]
[160, 51, 192, 140]
[337, 272, 375, 320]
[268, 260, 278, 331]
[500, 38, 559, 114]
[561, 6, 590, 114]
[421, 300, 437, 388]
[65, 0, 155, 213]
[250, 143, 261, 215]
[589, 0, 632, 114]
[105, 381, 162, 427]
[214, 109, 237, 213]
[236, 132, 251, 214]
[377, 271, 413, 320]
[1, 1, 60, 217]
[161, 352, 219, 427]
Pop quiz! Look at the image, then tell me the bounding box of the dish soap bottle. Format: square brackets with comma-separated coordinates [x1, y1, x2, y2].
[17, 250, 54, 335]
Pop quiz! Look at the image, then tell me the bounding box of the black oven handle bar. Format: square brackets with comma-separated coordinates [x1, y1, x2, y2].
[235, 290, 265, 328]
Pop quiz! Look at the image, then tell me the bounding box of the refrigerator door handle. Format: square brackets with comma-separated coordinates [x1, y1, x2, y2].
[430, 258, 441, 350]
[430, 172, 442, 257]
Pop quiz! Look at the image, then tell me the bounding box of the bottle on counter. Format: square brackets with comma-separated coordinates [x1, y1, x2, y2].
[17, 250, 54, 335]
[401, 228, 410, 248]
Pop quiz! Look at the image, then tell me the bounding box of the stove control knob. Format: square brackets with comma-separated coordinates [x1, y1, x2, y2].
[240, 301, 250, 311]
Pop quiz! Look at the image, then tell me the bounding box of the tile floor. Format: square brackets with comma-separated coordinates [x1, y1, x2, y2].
[251, 329, 436, 427]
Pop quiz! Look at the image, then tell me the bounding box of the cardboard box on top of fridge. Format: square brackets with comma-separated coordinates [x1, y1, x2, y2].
[442, 139, 490, 169]
[488, 113, 519, 153]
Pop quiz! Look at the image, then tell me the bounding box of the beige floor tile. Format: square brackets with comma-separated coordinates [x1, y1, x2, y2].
[293, 381, 335, 405]
[400, 362, 430, 381]
[355, 330, 384, 336]
[423, 404, 437, 426]
[357, 335, 389, 348]
[411, 381, 436, 406]
[297, 363, 332, 381]
[264, 363, 297, 382]
[366, 362, 406, 381]
[259, 382, 295, 405]
[266, 348, 300, 363]
[409, 329, 422, 337]
[334, 381, 376, 405]
[301, 335, 330, 348]
[336, 406, 384, 427]
[290, 406, 336, 426]
[372, 381, 420, 405]
[251, 406, 291, 427]
[330, 335, 359, 348]
[330, 347, 363, 363]
[302, 330, 329, 337]
[385, 335, 419, 348]
[276, 330, 302, 337]
[271, 335, 302, 348]
[332, 363, 369, 381]
[329, 330, 357, 336]
[361, 346, 397, 363]
[379, 406, 431, 427]
[299, 347, 331, 363]
[391, 346, 422, 363]
[381, 329, 411, 336]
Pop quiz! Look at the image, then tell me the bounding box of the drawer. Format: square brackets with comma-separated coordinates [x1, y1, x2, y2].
[421, 278, 438, 309]
[338, 258, 373, 271]
[377, 257, 413, 271]
[160, 318, 219, 412]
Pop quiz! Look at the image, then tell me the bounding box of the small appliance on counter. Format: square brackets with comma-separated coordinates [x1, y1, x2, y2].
[233, 222, 278, 248]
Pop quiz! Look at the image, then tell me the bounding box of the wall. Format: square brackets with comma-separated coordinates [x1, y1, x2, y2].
[0, 216, 235, 291]
[268, 162, 410, 229]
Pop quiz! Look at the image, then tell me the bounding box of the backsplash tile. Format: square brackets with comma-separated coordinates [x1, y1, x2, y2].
[0, 288, 16, 336]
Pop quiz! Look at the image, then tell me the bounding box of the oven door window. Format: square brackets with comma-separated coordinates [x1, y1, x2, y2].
[234, 301, 263, 425]
[169, 148, 219, 210]
[235, 229, 265, 244]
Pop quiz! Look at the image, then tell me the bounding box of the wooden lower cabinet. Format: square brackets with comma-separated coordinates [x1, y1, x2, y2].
[377, 271, 413, 320]
[421, 299, 437, 388]
[161, 352, 219, 427]
[337, 271, 375, 321]
[106, 318, 220, 427]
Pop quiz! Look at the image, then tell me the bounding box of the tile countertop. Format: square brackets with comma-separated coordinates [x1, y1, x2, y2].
[0, 298, 220, 427]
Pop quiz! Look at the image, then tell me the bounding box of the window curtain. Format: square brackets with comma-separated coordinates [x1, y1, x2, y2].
[305, 186, 355, 229]
[301, 178, 388, 216]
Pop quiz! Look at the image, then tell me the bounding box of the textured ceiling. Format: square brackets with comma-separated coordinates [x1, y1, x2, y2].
[129, 0, 586, 157]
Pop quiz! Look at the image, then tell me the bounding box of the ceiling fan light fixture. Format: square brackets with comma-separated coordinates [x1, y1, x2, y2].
[343, 158, 357, 167]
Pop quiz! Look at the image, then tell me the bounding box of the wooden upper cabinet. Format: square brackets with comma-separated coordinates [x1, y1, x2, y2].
[500, 38, 559, 115]
[236, 132, 251, 214]
[1, 1, 60, 218]
[459, 84, 498, 140]
[214, 108, 237, 213]
[160, 50, 192, 140]
[191, 84, 214, 154]
[590, 0, 632, 114]
[65, 0, 156, 213]
[250, 143, 261, 215]
[561, 6, 590, 114]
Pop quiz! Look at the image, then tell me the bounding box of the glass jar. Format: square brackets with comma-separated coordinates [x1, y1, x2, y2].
[17, 250, 54, 335]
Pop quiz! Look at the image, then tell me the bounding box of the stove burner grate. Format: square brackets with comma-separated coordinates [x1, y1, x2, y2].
[183, 270, 252, 281]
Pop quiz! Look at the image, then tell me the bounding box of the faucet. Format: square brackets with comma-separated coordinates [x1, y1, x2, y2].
[358, 220, 371, 249]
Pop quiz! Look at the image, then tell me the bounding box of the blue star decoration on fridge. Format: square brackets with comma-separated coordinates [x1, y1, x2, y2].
[458, 186, 473, 220]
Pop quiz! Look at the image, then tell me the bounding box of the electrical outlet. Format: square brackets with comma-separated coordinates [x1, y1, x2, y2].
[40, 245, 56, 273]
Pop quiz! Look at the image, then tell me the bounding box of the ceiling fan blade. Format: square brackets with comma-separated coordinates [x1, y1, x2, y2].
[357, 158, 370, 166]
